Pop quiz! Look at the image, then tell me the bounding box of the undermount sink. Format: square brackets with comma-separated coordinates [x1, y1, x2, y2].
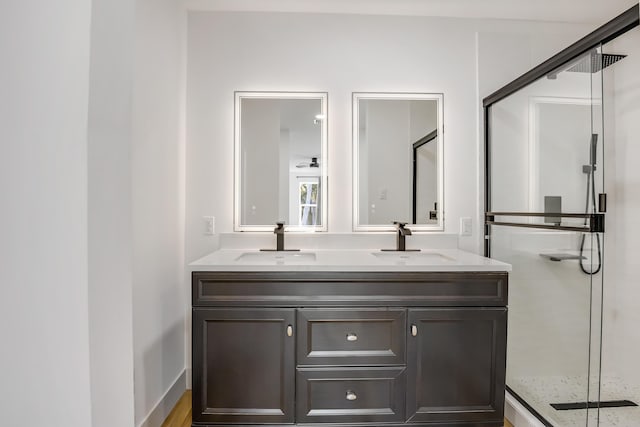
[371, 251, 456, 264]
[234, 251, 317, 264]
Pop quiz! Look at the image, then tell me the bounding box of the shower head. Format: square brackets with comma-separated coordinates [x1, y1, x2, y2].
[547, 51, 626, 79]
[583, 134, 598, 174]
[566, 52, 627, 73]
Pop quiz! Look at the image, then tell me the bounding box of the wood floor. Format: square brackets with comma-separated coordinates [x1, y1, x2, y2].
[161, 390, 191, 427]
[162, 390, 514, 427]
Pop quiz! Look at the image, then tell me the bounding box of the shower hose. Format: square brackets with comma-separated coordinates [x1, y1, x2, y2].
[580, 164, 602, 275]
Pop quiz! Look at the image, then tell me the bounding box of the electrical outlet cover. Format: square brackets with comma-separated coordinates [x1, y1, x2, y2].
[204, 216, 215, 235]
[460, 217, 472, 236]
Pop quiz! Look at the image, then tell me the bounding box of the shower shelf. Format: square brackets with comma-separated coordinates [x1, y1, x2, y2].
[485, 212, 605, 233]
[539, 253, 586, 262]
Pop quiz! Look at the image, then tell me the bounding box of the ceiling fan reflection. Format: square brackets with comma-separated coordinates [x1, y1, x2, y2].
[295, 157, 320, 168]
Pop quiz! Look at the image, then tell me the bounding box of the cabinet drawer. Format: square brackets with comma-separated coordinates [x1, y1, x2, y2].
[296, 367, 406, 424]
[297, 308, 406, 366]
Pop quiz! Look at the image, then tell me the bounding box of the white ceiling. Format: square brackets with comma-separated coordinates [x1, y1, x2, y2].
[186, 0, 637, 24]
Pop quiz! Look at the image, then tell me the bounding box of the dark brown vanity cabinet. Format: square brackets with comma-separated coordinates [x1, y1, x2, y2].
[192, 271, 508, 427]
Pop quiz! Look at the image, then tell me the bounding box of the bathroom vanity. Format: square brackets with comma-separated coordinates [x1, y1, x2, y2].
[191, 249, 509, 427]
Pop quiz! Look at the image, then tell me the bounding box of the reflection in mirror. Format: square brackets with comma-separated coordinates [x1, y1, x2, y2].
[234, 92, 327, 231]
[529, 96, 593, 216]
[353, 93, 443, 231]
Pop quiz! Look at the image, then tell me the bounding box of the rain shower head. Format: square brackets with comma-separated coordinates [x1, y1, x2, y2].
[566, 52, 627, 73]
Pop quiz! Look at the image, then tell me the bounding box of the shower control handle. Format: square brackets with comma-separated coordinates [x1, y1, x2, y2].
[598, 193, 607, 212]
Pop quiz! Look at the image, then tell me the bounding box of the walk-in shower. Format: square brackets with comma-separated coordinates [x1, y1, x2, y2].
[484, 5, 640, 426]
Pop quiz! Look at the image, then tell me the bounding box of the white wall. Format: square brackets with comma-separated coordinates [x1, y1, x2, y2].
[365, 100, 414, 224]
[186, 11, 481, 255]
[131, 0, 186, 425]
[0, 1, 93, 426]
[1, 1, 186, 425]
[87, 0, 136, 425]
[87, 0, 186, 425]
[241, 99, 281, 224]
[601, 24, 640, 390]
[185, 11, 591, 261]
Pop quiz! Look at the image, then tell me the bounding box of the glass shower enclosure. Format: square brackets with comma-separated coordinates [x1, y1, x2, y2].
[484, 5, 639, 427]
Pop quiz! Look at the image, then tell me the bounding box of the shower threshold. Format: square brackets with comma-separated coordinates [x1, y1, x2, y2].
[551, 400, 638, 410]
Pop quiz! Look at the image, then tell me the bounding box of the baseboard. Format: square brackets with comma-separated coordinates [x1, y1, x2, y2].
[505, 390, 546, 427]
[186, 367, 192, 389]
[138, 370, 187, 427]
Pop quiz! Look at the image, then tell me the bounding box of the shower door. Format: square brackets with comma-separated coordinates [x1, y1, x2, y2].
[485, 47, 606, 426]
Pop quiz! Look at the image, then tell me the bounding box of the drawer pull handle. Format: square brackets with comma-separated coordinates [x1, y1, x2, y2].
[411, 324, 418, 337]
[346, 391, 357, 401]
[286, 325, 293, 337]
[346, 333, 358, 342]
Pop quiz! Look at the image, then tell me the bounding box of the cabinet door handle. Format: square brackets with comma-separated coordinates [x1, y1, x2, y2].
[411, 324, 418, 337]
[286, 325, 293, 337]
[346, 390, 357, 401]
[346, 333, 358, 342]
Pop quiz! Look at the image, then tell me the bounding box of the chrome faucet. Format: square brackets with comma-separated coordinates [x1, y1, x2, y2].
[394, 222, 412, 251]
[274, 221, 285, 251]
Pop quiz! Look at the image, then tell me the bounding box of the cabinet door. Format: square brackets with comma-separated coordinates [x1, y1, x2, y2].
[192, 308, 295, 424]
[406, 308, 507, 424]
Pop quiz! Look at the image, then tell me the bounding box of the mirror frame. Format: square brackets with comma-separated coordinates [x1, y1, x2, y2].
[234, 91, 328, 232]
[352, 92, 444, 232]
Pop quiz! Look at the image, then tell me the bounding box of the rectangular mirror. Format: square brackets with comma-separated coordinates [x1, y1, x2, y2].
[353, 93, 444, 231]
[234, 92, 328, 231]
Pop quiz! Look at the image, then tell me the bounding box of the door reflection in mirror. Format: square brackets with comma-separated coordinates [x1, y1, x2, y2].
[413, 129, 438, 224]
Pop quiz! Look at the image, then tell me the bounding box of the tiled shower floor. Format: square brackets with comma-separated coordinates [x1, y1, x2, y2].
[510, 375, 640, 426]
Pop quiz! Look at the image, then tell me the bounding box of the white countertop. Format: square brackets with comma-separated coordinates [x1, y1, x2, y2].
[189, 248, 511, 272]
